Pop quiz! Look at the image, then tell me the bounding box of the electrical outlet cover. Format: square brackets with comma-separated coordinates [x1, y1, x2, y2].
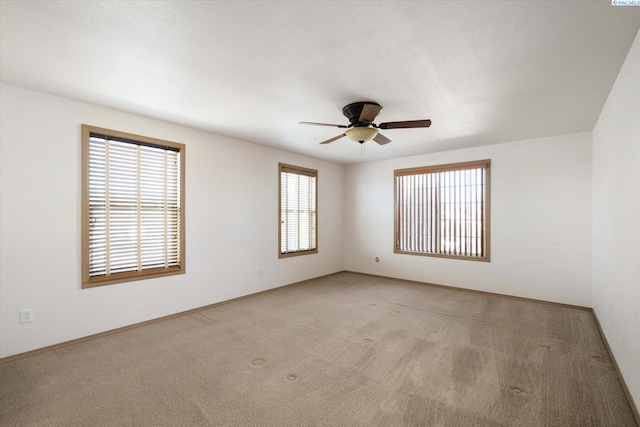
[20, 309, 33, 324]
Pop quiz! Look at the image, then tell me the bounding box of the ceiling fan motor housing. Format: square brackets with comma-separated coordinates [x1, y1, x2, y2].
[342, 101, 381, 125]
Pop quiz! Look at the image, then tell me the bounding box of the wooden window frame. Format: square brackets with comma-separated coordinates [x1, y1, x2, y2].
[394, 159, 491, 262]
[81, 125, 186, 288]
[278, 163, 318, 258]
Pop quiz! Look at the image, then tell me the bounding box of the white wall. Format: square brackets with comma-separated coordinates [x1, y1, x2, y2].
[344, 132, 592, 307]
[592, 30, 640, 409]
[0, 84, 344, 358]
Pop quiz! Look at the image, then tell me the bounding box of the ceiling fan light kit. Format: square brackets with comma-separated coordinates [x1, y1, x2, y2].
[300, 101, 431, 146]
[345, 126, 379, 143]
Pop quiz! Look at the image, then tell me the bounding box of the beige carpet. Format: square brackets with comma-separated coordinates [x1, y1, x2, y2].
[0, 272, 636, 426]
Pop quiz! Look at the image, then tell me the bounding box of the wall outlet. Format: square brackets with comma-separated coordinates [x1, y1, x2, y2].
[20, 309, 33, 324]
[255, 268, 263, 277]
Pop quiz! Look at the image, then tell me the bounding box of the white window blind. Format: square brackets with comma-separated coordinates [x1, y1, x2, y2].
[279, 164, 317, 256]
[87, 131, 182, 282]
[395, 160, 490, 261]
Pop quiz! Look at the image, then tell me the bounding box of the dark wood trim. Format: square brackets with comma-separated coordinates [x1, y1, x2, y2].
[279, 163, 317, 177]
[81, 124, 186, 288]
[591, 309, 640, 426]
[0, 271, 343, 365]
[279, 248, 318, 258]
[278, 162, 318, 259]
[393, 159, 491, 261]
[82, 266, 184, 288]
[394, 159, 491, 176]
[393, 249, 490, 262]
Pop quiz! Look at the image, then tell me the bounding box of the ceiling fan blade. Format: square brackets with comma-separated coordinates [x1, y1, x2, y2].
[378, 119, 431, 129]
[359, 104, 382, 122]
[299, 121, 348, 128]
[319, 134, 346, 145]
[373, 133, 391, 145]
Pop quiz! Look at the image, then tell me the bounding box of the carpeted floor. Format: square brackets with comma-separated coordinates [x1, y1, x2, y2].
[0, 272, 636, 426]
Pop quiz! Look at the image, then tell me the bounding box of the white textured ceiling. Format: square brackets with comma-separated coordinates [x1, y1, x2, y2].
[1, 1, 639, 164]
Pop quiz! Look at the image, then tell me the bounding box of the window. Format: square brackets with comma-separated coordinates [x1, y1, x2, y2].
[279, 163, 317, 257]
[395, 160, 490, 261]
[82, 125, 185, 288]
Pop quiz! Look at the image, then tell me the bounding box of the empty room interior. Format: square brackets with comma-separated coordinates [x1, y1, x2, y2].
[1, 1, 639, 426]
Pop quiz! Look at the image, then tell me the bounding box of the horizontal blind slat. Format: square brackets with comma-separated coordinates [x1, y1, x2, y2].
[88, 133, 182, 279]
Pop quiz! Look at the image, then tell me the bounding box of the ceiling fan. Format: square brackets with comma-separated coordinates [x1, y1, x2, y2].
[299, 101, 431, 145]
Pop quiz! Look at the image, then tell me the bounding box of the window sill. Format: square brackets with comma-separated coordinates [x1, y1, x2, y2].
[279, 249, 318, 259]
[82, 266, 185, 289]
